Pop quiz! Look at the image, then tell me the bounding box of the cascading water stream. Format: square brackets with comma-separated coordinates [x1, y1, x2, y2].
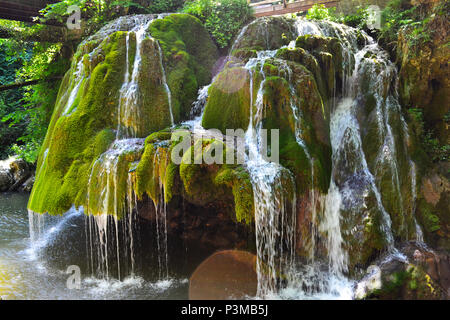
[244, 51, 298, 297]
[84, 15, 174, 281]
[117, 15, 174, 139]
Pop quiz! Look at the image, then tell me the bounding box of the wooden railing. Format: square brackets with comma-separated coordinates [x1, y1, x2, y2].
[0, 0, 56, 23]
[249, 0, 340, 17]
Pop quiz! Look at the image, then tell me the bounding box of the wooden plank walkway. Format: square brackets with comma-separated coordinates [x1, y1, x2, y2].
[251, 0, 339, 17]
[0, 0, 56, 23]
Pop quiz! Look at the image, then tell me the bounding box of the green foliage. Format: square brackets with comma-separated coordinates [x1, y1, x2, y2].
[0, 39, 29, 159]
[38, 0, 186, 30]
[183, 0, 253, 48]
[407, 108, 449, 162]
[1, 42, 69, 163]
[145, 0, 185, 13]
[306, 4, 375, 31]
[378, 0, 436, 55]
[340, 6, 369, 29]
[305, 4, 336, 21]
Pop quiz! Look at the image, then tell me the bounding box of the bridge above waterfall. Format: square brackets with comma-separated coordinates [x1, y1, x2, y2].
[0, 0, 56, 23]
[250, 0, 340, 17]
[0, 0, 341, 23]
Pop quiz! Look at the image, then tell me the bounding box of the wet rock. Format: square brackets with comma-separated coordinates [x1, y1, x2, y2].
[400, 242, 450, 295]
[0, 168, 13, 192]
[0, 157, 33, 192]
[21, 175, 35, 192]
[9, 158, 31, 181]
[230, 16, 296, 59]
[396, 0, 450, 145]
[356, 242, 449, 299]
[189, 250, 257, 300]
[416, 163, 450, 250]
[8, 159, 32, 192]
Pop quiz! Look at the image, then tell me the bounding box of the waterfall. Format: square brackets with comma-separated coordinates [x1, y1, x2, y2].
[157, 44, 175, 126]
[151, 149, 170, 279]
[62, 60, 85, 116]
[26, 13, 430, 298]
[85, 139, 144, 279]
[83, 15, 177, 281]
[244, 51, 298, 297]
[117, 16, 174, 138]
[227, 17, 425, 298]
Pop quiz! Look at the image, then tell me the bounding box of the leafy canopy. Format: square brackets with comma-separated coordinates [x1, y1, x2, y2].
[183, 0, 253, 48]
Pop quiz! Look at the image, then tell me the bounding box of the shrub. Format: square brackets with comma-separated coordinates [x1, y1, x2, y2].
[183, 0, 253, 48]
[305, 4, 336, 21]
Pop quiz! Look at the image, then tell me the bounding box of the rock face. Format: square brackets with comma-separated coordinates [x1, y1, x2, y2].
[0, 167, 13, 191]
[189, 250, 257, 299]
[416, 163, 450, 250]
[396, 0, 449, 146]
[392, 0, 450, 252]
[356, 242, 449, 299]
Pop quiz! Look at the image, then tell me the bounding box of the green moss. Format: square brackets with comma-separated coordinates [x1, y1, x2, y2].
[135, 139, 172, 205]
[418, 199, 441, 233]
[29, 14, 218, 216]
[202, 66, 251, 133]
[149, 14, 219, 122]
[177, 138, 254, 223]
[215, 166, 254, 225]
[366, 264, 444, 299]
[86, 146, 143, 218]
[135, 37, 173, 135]
[230, 16, 296, 57]
[262, 63, 331, 194]
[145, 129, 173, 144]
[29, 31, 129, 215]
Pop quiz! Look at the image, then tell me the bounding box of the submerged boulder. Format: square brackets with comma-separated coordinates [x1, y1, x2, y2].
[189, 250, 257, 300]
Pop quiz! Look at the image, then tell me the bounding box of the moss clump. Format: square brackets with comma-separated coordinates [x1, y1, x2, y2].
[149, 14, 219, 122]
[341, 191, 388, 270]
[295, 34, 343, 65]
[133, 131, 254, 224]
[261, 61, 331, 194]
[134, 36, 173, 134]
[230, 16, 296, 59]
[29, 31, 129, 215]
[417, 199, 441, 233]
[135, 139, 171, 205]
[366, 263, 445, 300]
[86, 143, 144, 218]
[202, 67, 251, 133]
[29, 14, 218, 216]
[215, 166, 254, 225]
[178, 138, 254, 224]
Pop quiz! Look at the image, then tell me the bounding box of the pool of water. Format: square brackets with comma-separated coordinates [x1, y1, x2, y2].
[0, 192, 357, 300]
[0, 192, 190, 300]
